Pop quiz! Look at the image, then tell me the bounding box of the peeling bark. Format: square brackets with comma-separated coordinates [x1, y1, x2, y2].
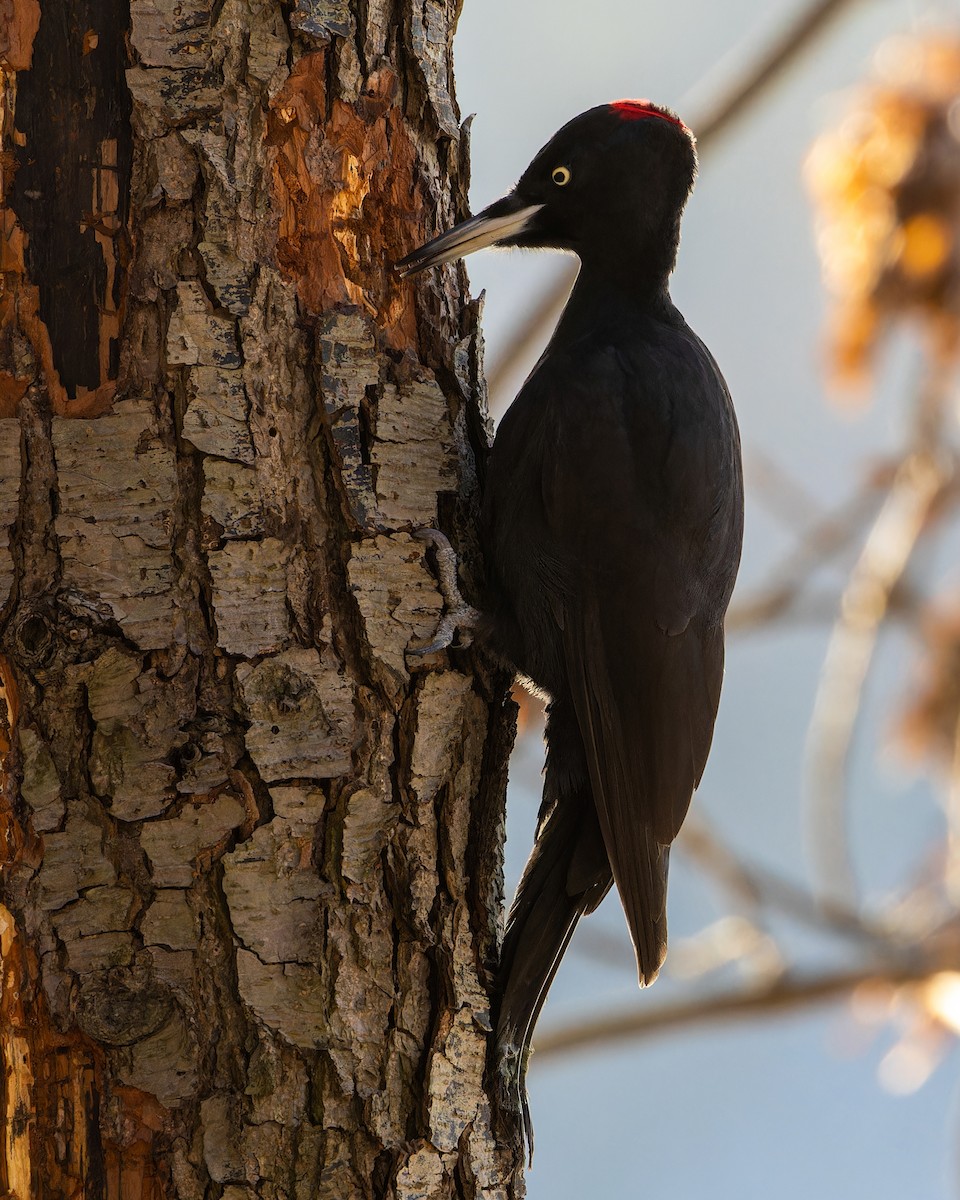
[0, 2, 521, 1196]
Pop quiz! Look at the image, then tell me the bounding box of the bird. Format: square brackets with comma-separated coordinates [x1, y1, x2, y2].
[397, 100, 744, 1148]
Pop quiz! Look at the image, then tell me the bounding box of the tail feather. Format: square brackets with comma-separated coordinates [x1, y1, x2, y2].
[494, 790, 612, 1155]
[617, 837, 670, 987]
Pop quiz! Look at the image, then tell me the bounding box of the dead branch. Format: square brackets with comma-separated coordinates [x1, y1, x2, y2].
[531, 961, 934, 1062]
[805, 366, 955, 905]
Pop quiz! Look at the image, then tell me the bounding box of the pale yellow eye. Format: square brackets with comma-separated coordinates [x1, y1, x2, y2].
[552, 165, 571, 186]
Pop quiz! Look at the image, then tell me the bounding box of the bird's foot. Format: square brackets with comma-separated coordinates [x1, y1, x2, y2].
[408, 528, 480, 655]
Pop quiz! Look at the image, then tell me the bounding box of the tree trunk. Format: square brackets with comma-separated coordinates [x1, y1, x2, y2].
[0, 2, 521, 1196]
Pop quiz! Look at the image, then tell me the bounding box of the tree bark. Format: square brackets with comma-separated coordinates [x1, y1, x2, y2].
[0, 2, 521, 1196]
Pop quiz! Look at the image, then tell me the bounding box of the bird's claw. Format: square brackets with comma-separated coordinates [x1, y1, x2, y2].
[408, 528, 480, 656]
[408, 609, 478, 656]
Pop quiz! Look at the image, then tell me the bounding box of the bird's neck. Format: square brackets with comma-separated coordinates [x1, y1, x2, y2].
[564, 212, 681, 314]
[558, 255, 677, 332]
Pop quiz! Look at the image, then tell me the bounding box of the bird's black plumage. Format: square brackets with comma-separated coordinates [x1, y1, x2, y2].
[398, 101, 744, 1142]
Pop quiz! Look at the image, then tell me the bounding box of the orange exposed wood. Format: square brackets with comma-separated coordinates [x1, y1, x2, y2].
[0, 654, 22, 872]
[0, 651, 19, 731]
[0, 0, 41, 72]
[0, 907, 33, 1200]
[103, 1088, 171, 1200]
[269, 56, 425, 351]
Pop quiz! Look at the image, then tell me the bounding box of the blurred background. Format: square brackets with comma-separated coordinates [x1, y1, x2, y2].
[454, 1, 960, 1196]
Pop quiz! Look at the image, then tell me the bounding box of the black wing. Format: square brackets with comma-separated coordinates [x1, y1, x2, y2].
[538, 329, 742, 982]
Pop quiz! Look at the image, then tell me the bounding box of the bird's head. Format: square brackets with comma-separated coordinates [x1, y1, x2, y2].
[397, 101, 697, 282]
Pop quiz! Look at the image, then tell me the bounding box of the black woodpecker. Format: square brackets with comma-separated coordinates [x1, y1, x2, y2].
[398, 100, 744, 1143]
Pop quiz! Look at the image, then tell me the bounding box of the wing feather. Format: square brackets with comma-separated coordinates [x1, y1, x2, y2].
[535, 333, 738, 983]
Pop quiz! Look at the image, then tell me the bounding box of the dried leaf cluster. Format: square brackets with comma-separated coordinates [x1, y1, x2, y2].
[808, 35, 960, 380]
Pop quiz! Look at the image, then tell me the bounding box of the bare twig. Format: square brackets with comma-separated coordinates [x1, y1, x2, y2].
[747, 447, 827, 531]
[677, 816, 900, 951]
[726, 476, 884, 633]
[691, 0, 865, 148]
[729, 582, 926, 634]
[485, 265, 576, 407]
[531, 962, 932, 1062]
[485, 0, 865, 402]
[805, 363, 953, 904]
[573, 815, 904, 980]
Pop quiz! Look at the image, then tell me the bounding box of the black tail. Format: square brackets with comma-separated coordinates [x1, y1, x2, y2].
[494, 764, 612, 1155]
